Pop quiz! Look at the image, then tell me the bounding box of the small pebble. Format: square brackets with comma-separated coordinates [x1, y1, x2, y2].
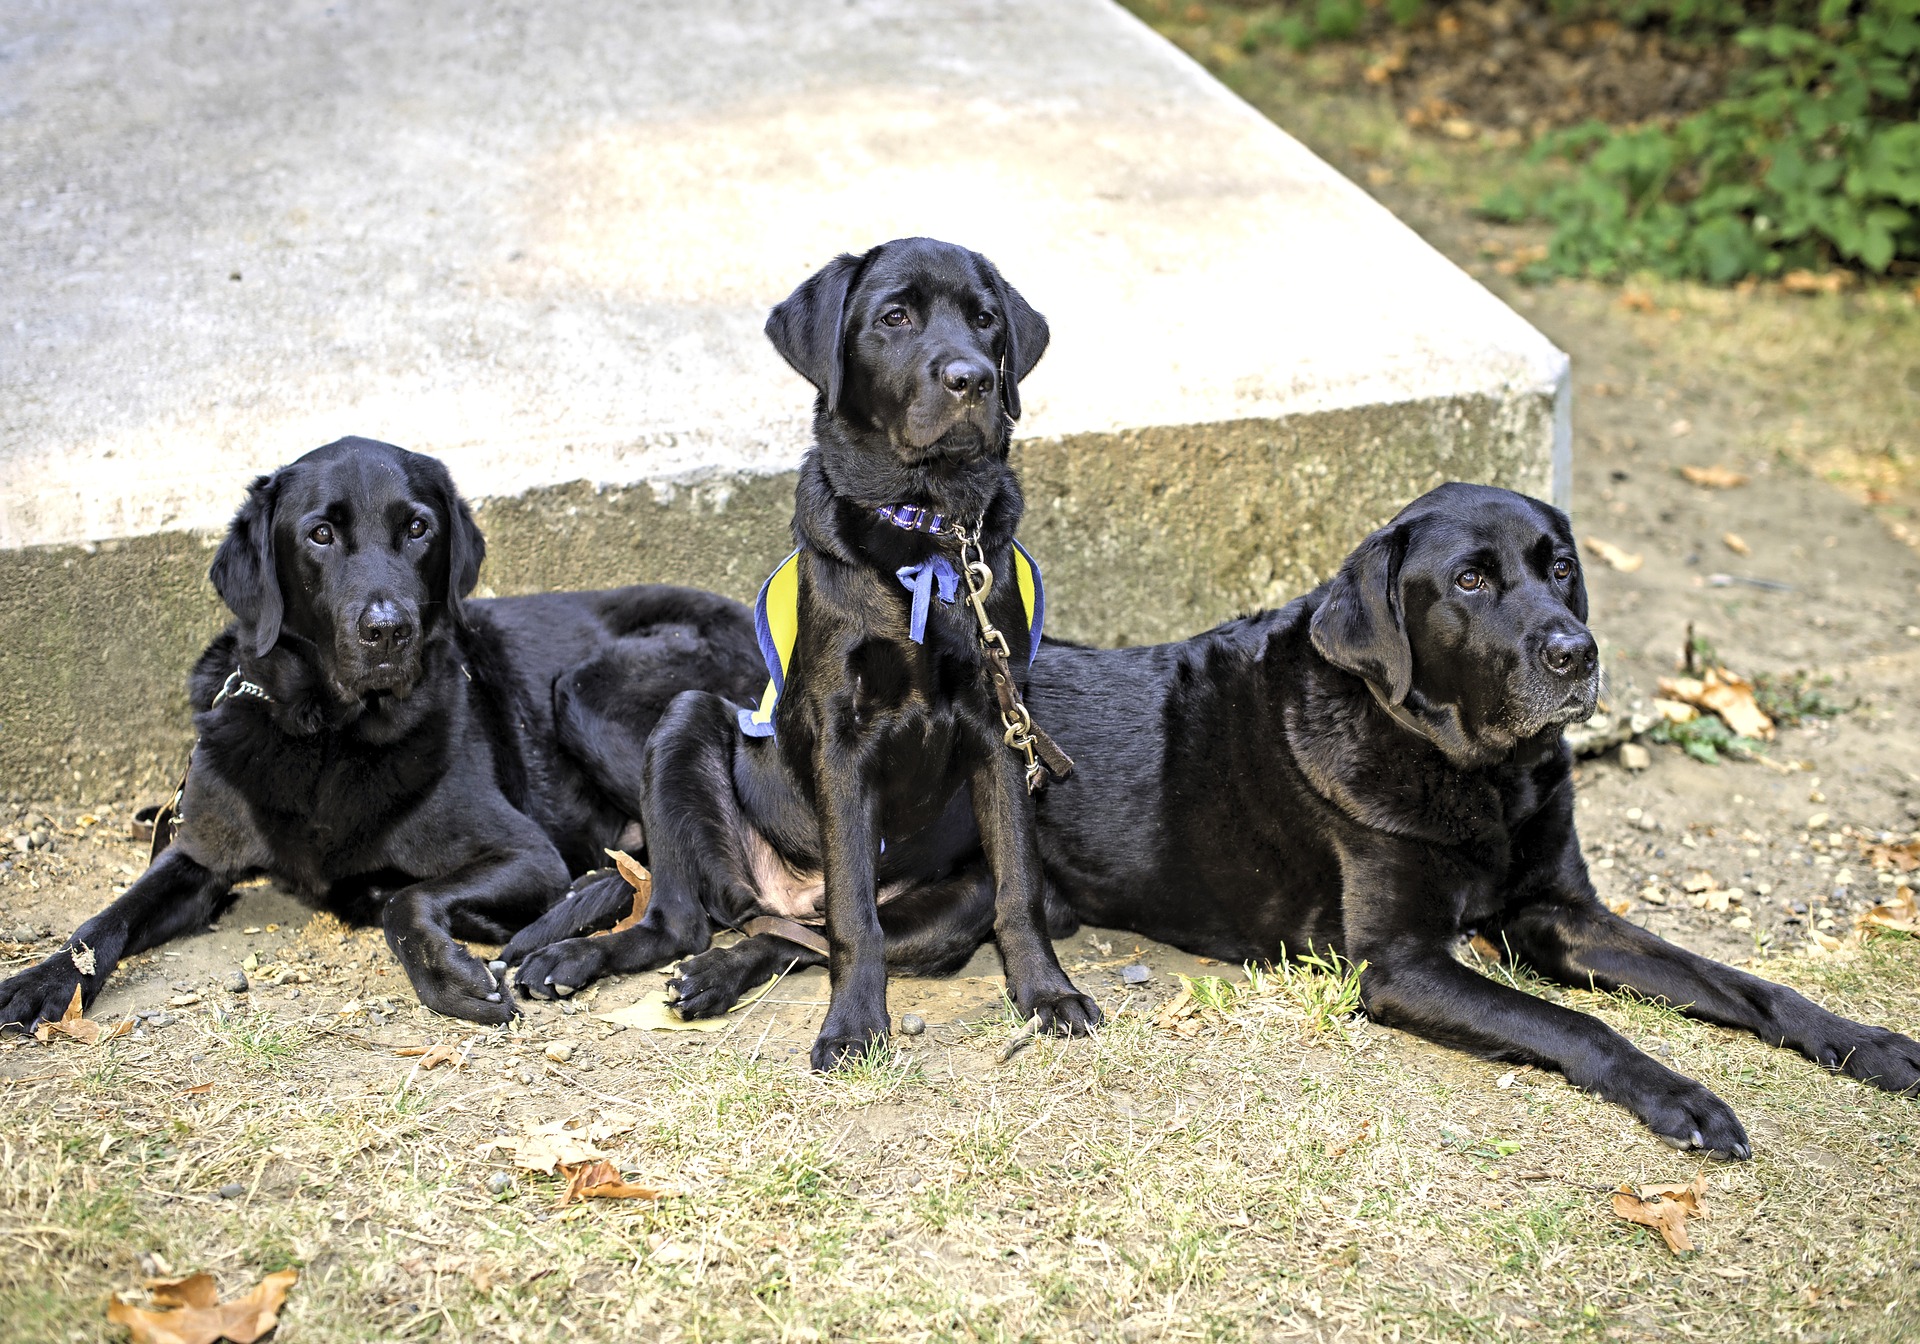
[216, 1183, 245, 1199]
[145, 1012, 176, 1029]
[1617, 742, 1651, 771]
[1121, 964, 1152, 985]
[485, 1171, 513, 1196]
[225, 971, 249, 994]
[544, 1042, 574, 1063]
[898, 1013, 926, 1036]
[8, 924, 36, 943]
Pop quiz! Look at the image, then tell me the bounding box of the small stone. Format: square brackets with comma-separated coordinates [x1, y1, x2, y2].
[544, 1041, 574, 1063]
[10, 836, 31, 854]
[225, 971, 249, 994]
[1618, 742, 1652, 771]
[168, 992, 201, 1008]
[145, 1012, 176, 1029]
[1120, 964, 1151, 985]
[216, 1182, 245, 1199]
[485, 1171, 513, 1196]
[1634, 812, 1659, 832]
[1806, 811, 1830, 831]
[8, 924, 36, 943]
[898, 1013, 926, 1036]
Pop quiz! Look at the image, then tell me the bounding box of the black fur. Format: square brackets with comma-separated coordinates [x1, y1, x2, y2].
[0, 437, 762, 1030]
[1025, 482, 1918, 1155]
[508, 239, 1098, 1069]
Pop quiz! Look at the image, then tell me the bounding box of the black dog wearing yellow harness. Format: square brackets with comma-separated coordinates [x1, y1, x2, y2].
[507, 238, 1100, 1070]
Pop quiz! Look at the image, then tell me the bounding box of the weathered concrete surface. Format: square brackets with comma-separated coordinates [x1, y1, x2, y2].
[0, 0, 1569, 797]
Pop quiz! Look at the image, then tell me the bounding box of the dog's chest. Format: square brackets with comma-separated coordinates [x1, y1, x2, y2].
[201, 719, 451, 882]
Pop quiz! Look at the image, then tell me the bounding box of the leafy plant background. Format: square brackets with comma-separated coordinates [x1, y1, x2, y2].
[1228, 1, 1920, 284]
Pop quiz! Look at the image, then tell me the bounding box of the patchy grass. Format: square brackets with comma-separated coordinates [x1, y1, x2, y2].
[3, 925, 1917, 1343]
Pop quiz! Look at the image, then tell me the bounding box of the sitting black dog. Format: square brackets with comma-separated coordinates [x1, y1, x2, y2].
[1025, 482, 1919, 1155]
[508, 238, 1100, 1069]
[0, 437, 761, 1029]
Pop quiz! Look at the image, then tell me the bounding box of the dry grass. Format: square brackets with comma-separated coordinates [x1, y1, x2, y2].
[4, 918, 1917, 1343]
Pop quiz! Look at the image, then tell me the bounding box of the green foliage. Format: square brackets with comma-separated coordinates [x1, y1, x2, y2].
[1752, 669, 1852, 722]
[1647, 712, 1764, 763]
[1497, 0, 1920, 282]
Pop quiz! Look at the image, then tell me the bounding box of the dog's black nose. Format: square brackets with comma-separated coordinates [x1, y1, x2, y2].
[940, 359, 993, 401]
[1540, 629, 1597, 678]
[358, 602, 415, 652]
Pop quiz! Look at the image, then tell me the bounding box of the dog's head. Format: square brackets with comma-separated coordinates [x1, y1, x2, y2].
[209, 437, 485, 704]
[1309, 483, 1598, 765]
[765, 237, 1049, 465]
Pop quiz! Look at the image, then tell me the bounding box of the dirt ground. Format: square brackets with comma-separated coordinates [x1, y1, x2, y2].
[5, 16, 1920, 1343]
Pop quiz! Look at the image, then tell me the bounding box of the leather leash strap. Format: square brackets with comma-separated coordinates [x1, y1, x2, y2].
[740, 915, 832, 957]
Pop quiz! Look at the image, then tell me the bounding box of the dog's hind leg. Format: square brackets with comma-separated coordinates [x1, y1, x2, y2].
[669, 868, 1000, 1020]
[499, 869, 638, 966]
[515, 690, 764, 1001]
[1496, 896, 1920, 1097]
[0, 848, 233, 1033]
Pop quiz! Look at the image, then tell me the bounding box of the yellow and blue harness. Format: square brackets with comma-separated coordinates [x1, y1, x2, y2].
[736, 503, 1047, 739]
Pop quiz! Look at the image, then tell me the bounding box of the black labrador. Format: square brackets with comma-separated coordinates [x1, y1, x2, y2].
[1025, 482, 1919, 1155]
[0, 437, 761, 1030]
[507, 238, 1100, 1070]
[639, 482, 1919, 1150]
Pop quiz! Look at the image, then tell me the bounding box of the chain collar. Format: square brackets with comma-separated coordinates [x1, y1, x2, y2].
[211, 669, 274, 708]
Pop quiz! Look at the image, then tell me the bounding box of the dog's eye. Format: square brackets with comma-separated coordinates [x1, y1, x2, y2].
[1552, 557, 1574, 581]
[407, 517, 429, 540]
[1456, 569, 1484, 592]
[973, 312, 995, 329]
[879, 308, 910, 328]
[308, 523, 334, 546]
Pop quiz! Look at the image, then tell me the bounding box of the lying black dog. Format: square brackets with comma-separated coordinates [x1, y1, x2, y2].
[0, 437, 761, 1030]
[602, 482, 1917, 1145]
[1024, 482, 1919, 1155]
[509, 238, 1099, 1069]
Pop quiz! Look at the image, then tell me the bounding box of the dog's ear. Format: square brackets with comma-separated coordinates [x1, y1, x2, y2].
[987, 262, 1050, 422]
[1309, 524, 1413, 705]
[765, 251, 868, 415]
[209, 472, 285, 659]
[420, 456, 485, 626]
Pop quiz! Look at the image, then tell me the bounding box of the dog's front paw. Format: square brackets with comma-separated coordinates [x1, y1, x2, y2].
[400, 948, 517, 1025]
[1017, 985, 1104, 1037]
[810, 1001, 891, 1073]
[667, 947, 753, 1020]
[513, 937, 610, 1001]
[1815, 1023, 1920, 1096]
[1614, 1058, 1751, 1160]
[0, 956, 87, 1035]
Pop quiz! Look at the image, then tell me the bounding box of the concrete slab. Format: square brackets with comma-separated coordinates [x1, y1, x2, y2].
[0, 0, 1569, 795]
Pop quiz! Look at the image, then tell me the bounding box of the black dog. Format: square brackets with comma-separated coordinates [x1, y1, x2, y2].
[508, 238, 1100, 1069]
[0, 437, 761, 1030]
[1021, 482, 1918, 1155]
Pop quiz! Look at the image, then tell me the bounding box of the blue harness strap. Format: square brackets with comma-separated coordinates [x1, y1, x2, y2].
[736, 519, 1047, 740]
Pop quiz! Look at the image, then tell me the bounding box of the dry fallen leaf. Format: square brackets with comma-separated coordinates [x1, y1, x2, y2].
[555, 1159, 677, 1207]
[593, 974, 781, 1033]
[393, 1042, 458, 1069]
[33, 985, 130, 1047]
[1658, 669, 1774, 740]
[1721, 532, 1751, 556]
[1680, 464, 1750, 489]
[596, 851, 653, 938]
[497, 1113, 639, 1174]
[107, 1268, 298, 1344]
[1612, 1172, 1710, 1254]
[1861, 839, 1920, 875]
[1861, 886, 1919, 937]
[1583, 537, 1643, 573]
